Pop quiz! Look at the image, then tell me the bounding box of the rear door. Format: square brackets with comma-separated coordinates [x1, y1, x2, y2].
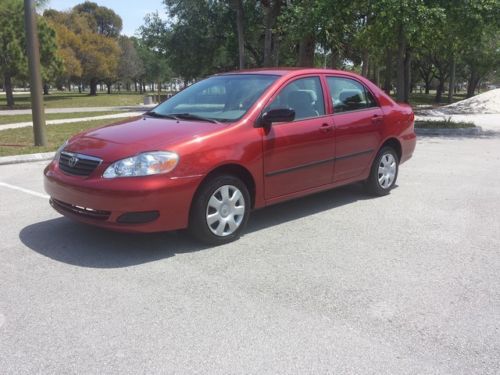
[326, 76, 383, 182]
[262, 75, 335, 200]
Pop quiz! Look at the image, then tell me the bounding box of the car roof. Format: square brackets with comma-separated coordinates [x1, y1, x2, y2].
[219, 67, 360, 78]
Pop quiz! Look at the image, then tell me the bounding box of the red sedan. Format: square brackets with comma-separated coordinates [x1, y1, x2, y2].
[44, 68, 416, 244]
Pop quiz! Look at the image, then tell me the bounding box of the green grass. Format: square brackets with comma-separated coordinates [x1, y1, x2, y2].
[0, 118, 118, 156]
[0, 111, 125, 125]
[415, 119, 475, 129]
[0, 91, 144, 110]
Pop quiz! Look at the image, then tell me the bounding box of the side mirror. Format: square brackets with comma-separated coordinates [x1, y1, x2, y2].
[255, 108, 295, 127]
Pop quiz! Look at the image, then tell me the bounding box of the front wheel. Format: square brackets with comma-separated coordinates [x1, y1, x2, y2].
[366, 147, 399, 196]
[189, 175, 250, 245]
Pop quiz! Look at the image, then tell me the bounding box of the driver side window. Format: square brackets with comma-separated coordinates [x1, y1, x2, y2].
[265, 77, 325, 121]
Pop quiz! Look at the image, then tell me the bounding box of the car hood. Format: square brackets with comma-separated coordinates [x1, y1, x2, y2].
[65, 116, 224, 161]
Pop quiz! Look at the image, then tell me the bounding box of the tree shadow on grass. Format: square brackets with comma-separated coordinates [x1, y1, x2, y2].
[20, 183, 373, 269]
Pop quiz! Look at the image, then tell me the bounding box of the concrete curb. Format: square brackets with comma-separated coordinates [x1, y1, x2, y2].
[415, 126, 483, 136]
[0, 152, 55, 166]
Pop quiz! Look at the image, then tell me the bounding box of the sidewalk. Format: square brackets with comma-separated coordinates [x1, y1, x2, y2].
[0, 104, 155, 116]
[0, 111, 145, 131]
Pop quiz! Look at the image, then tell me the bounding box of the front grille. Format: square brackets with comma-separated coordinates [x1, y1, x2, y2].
[59, 151, 102, 176]
[50, 199, 111, 221]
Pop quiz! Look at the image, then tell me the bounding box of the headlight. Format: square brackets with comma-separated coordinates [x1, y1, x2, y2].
[54, 140, 68, 161]
[103, 151, 179, 178]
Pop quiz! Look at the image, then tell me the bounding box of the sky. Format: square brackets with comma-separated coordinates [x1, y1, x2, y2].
[44, 0, 167, 36]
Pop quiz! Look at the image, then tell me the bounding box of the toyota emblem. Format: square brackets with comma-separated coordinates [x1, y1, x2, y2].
[68, 156, 79, 167]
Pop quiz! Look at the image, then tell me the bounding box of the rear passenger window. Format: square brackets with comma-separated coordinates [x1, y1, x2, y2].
[327, 77, 378, 113]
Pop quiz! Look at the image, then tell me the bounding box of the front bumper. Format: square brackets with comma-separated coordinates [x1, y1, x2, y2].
[44, 160, 202, 233]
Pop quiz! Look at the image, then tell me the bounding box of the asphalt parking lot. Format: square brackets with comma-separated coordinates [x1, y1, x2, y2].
[1, 134, 499, 374]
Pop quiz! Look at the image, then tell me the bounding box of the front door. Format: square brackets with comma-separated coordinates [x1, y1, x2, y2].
[262, 76, 335, 200]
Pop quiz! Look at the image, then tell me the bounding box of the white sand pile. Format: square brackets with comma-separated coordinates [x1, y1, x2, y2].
[435, 88, 500, 115]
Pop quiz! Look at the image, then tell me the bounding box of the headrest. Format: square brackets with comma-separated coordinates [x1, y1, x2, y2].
[339, 90, 362, 103]
[288, 90, 315, 105]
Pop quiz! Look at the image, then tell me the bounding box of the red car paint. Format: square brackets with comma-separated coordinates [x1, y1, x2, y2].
[44, 68, 416, 232]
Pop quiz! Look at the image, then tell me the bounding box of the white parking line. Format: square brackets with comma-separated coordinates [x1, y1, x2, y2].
[0, 182, 49, 199]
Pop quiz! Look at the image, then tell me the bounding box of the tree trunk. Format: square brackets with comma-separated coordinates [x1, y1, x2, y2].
[466, 68, 478, 98]
[396, 25, 406, 102]
[262, 0, 281, 67]
[383, 48, 392, 94]
[425, 81, 430, 94]
[233, 0, 245, 69]
[447, 56, 455, 103]
[361, 50, 369, 77]
[298, 35, 315, 67]
[89, 78, 98, 96]
[134, 81, 138, 92]
[106, 83, 111, 94]
[4, 74, 15, 108]
[403, 50, 411, 103]
[435, 79, 445, 102]
[43, 84, 49, 95]
[330, 48, 340, 69]
[272, 34, 280, 66]
[262, 2, 273, 66]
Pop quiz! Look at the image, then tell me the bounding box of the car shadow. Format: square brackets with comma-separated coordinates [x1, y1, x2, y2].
[19, 183, 373, 268]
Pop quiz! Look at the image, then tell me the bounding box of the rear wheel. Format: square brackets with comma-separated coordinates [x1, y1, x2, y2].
[366, 147, 399, 196]
[189, 175, 250, 245]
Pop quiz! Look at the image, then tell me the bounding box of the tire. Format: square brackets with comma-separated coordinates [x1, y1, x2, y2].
[366, 146, 399, 196]
[189, 175, 250, 245]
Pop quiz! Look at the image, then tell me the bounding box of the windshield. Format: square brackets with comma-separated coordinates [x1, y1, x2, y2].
[150, 74, 279, 122]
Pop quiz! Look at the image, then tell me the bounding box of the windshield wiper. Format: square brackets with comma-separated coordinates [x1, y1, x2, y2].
[145, 111, 179, 120]
[169, 113, 219, 124]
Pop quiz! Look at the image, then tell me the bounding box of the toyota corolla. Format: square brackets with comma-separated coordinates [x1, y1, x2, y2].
[44, 68, 416, 244]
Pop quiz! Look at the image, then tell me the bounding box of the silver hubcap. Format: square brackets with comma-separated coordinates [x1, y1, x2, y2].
[206, 185, 245, 237]
[378, 153, 397, 189]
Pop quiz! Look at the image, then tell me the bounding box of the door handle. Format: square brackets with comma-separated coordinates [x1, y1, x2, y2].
[371, 115, 383, 125]
[319, 123, 333, 133]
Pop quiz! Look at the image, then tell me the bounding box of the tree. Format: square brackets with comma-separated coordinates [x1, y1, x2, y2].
[367, 0, 445, 102]
[142, 4, 227, 81]
[79, 32, 120, 95]
[73, 1, 122, 37]
[45, 3, 122, 96]
[117, 36, 145, 90]
[456, 0, 500, 97]
[45, 13, 82, 90]
[0, 0, 60, 107]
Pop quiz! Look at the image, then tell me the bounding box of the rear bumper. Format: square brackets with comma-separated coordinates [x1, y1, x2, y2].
[400, 131, 417, 164]
[44, 160, 202, 233]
